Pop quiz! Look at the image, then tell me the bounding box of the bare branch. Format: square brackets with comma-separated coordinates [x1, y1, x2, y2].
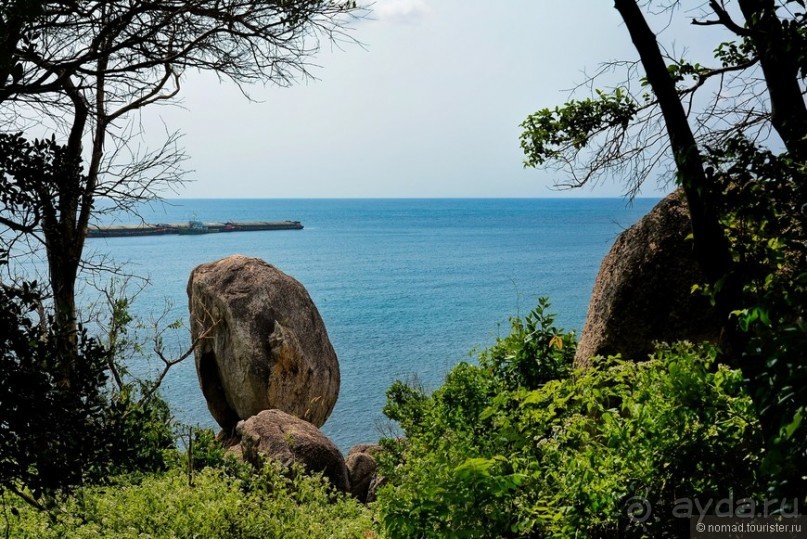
[692, 1, 751, 36]
[141, 314, 220, 404]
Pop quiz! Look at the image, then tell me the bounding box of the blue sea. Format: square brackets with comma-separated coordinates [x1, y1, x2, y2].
[85, 198, 658, 451]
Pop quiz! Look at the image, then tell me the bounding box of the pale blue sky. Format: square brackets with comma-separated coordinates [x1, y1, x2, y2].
[140, 1, 728, 199]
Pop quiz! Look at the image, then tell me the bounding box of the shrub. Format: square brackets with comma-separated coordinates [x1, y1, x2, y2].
[478, 297, 575, 391]
[0, 276, 112, 497]
[100, 385, 176, 478]
[376, 302, 762, 538]
[0, 262, 176, 502]
[5, 460, 379, 538]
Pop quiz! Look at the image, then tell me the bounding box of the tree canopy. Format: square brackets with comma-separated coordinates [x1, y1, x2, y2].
[521, 0, 806, 499]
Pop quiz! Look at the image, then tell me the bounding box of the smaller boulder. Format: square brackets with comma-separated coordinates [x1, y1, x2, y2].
[346, 452, 377, 503]
[235, 409, 349, 492]
[346, 443, 384, 503]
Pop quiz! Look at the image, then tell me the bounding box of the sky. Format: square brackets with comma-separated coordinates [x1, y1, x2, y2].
[137, 0, 728, 199]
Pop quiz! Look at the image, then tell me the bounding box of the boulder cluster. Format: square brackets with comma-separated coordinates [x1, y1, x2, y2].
[188, 255, 382, 501]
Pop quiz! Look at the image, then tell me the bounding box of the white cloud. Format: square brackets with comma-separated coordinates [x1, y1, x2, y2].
[373, 0, 431, 24]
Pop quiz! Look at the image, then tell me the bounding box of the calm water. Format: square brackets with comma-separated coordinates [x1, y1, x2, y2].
[85, 198, 657, 451]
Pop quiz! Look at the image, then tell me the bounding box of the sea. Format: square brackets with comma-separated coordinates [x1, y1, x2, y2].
[83, 198, 659, 451]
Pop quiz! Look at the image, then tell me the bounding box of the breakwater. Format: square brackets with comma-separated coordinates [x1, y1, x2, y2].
[87, 220, 303, 238]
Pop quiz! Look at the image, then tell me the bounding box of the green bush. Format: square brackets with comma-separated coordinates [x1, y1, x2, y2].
[708, 139, 807, 498]
[0, 272, 118, 497]
[0, 260, 177, 501]
[5, 460, 379, 538]
[376, 303, 762, 538]
[99, 386, 176, 478]
[478, 297, 575, 391]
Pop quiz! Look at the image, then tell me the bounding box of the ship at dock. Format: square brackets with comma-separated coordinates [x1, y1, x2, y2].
[87, 220, 303, 238]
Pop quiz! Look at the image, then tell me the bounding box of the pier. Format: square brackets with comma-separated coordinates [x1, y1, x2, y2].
[87, 220, 303, 238]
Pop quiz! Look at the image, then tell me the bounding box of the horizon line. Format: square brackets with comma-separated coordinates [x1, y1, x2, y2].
[158, 195, 665, 200]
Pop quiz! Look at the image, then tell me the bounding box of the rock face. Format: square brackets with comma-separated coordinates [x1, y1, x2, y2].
[345, 444, 382, 503]
[367, 474, 388, 503]
[236, 409, 349, 492]
[347, 443, 382, 457]
[188, 255, 339, 431]
[574, 191, 721, 367]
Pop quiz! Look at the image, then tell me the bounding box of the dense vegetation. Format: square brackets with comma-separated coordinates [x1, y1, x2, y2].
[0, 257, 175, 503]
[1, 299, 773, 538]
[520, 1, 807, 500]
[5, 453, 376, 538]
[374, 302, 763, 538]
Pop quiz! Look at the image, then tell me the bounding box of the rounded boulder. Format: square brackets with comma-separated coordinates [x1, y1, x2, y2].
[188, 255, 339, 430]
[345, 444, 382, 503]
[574, 191, 721, 366]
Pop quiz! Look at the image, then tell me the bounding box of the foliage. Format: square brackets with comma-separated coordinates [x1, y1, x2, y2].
[477, 297, 575, 391]
[4, 460, 379, 539]
[0, 269, 110, 497]
[520, 89, 638, 169]
[706, 136, 807, 498]
[0, 0, 43, 87]
[183, 428, 231, 472]
[101, 386, 176, 478]
[376, 302, 761, 538]
[0, 253, 176, 503]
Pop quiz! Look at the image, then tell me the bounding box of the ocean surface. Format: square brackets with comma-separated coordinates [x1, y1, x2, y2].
[84, 198, 658, 451]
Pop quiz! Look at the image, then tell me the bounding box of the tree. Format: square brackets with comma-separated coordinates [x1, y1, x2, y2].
[0, 0, 362, 503]
[0, 0, 361, 347]
[520, 0, 806, 499]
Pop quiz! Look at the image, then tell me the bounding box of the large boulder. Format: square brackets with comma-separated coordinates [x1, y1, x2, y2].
[188, 255, 339, 431]
[235, 409, 349, 492]
[574, 191, 721, 367]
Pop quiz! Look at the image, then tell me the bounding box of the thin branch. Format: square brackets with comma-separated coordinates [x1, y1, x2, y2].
[4, 485, 44, 513]
[141, 317, 220, 404]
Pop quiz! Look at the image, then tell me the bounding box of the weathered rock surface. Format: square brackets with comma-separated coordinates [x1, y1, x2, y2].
[347, 443, 383, 457]
[188, 255, 339, 431]
[574, 191, 721, 367]
[367, 474, 387, 503]
[236, 409, 349, 492]
[345, 444, 382, 503]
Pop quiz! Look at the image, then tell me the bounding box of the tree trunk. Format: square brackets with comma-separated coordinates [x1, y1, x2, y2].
[39, 76, 89, 365]
[613, 0, 756, 416]
[47, 236, 79, 334]
[737, 0, 807, 162]
[613, 0, 732, 285]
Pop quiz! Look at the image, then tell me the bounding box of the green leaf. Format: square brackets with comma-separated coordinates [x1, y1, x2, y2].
[783, 410, 804, 440]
